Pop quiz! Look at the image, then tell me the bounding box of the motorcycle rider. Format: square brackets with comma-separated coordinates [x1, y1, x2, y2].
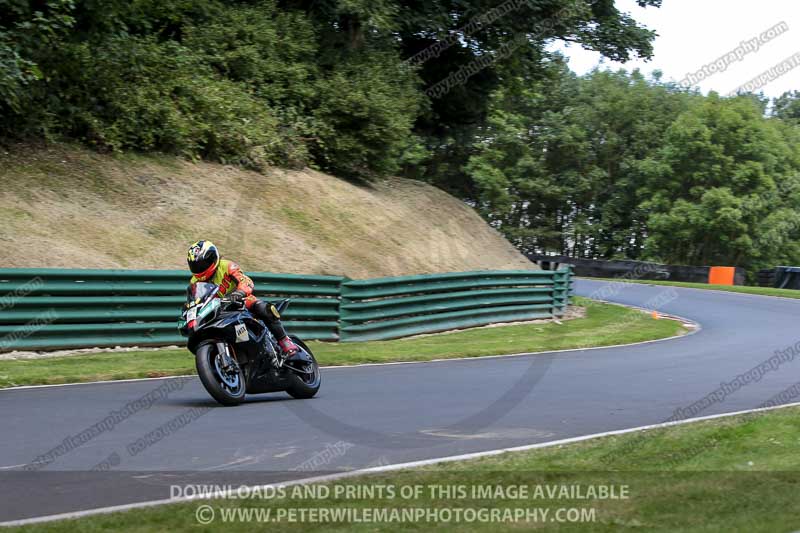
[186, 240, 299, 356]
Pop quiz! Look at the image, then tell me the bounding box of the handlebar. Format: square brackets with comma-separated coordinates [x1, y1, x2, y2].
[220, 298, 246, 311]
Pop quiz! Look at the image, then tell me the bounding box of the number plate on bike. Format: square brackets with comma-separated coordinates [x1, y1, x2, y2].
[186, 307, 197, 321]
[235, 324, 248, 343]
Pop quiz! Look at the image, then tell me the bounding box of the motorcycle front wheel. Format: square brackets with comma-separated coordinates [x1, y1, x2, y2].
[196, 341, 246, 406]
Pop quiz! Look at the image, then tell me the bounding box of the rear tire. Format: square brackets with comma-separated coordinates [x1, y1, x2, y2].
[196, 341, 246, 406]
[286, 337, 321, 399]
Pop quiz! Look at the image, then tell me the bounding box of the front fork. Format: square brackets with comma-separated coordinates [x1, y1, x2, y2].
[216, 342, 238, 372]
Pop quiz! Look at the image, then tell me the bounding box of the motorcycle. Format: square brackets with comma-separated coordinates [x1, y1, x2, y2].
[178, 282, 321, 406]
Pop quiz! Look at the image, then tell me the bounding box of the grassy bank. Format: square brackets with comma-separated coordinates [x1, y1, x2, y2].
[586, 277, 800, 299]
[0, 143, 532, 277]
[8, 406, 800, 531]
[0, 298, 687, 388]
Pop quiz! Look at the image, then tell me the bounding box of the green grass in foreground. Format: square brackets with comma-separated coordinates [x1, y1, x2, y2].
[0, 297, 686, 387]
[10, 407, 800, 532]
[588, 277, 800, 299]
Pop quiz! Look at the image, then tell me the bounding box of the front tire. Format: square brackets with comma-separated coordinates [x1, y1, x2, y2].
[286, 337, 321, 399]
[196, 341, 246, 406]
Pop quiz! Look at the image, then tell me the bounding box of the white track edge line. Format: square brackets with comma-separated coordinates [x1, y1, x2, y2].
[2, 398, 798, 527]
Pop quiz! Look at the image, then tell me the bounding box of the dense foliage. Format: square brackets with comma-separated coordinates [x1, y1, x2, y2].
[1, 0, 657, 177]
[467, 67, 800, 273]
[3, 0, 799, 274]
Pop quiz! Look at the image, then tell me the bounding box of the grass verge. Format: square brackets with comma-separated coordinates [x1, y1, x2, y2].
[7, 406, 800, 531]
[585, 277, 800, 299]
[0, 297, 687, 387]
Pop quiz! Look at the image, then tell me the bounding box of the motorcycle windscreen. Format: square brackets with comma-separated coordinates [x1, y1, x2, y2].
[179, 282, 220, 331]
[191, 282, 219, 303]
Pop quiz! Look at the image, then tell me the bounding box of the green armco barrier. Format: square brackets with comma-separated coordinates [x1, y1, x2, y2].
[0, 267, 572, 350]
[0, 269, 342, 296]
[339, 269, 572, 342]
[0, 269, 344, 350]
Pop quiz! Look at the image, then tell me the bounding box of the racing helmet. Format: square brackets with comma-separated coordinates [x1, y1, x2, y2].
[187, 240, 220, 279]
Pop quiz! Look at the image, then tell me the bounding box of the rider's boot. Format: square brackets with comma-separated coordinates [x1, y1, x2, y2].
[252, 300, 299, 356]
[278, 336, 299, 356]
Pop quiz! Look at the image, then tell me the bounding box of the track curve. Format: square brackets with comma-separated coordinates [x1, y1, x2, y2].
[2, 279, 799, 523]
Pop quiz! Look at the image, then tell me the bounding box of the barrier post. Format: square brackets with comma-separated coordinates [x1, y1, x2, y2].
[708, 266, 736, 286]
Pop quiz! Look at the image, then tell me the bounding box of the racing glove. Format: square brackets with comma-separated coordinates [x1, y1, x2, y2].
[229, 290, 247, 305]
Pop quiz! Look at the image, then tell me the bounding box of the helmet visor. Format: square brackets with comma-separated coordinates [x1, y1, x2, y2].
[189, 254, 216, 274]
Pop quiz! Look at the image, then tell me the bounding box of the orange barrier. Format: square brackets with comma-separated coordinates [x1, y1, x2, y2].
[708, 266, 736, 285]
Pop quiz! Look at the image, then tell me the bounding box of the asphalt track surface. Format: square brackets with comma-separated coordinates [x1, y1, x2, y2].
[2, 279, 800, 523]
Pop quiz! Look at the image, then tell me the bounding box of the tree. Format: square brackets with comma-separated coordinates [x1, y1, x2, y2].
[773, 91, 800, 122]
[642, 95, 800, 271]
[2, 0, 665, 180]
[397, 0, 663, 195]
[0, 0, 75, 114]
[466, 67, 692, 258]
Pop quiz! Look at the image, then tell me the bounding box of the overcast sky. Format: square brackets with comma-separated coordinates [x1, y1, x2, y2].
[550, 0, 800, 98]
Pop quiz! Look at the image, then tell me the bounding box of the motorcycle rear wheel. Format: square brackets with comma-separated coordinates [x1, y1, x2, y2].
[286, 337, 321, 399]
